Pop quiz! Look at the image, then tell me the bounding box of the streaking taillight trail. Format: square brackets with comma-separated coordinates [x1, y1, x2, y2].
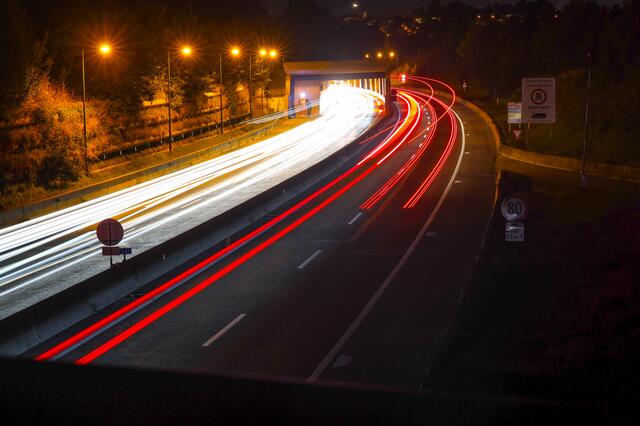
[38, 78, 461, 364]
[37, 89, 416, 363]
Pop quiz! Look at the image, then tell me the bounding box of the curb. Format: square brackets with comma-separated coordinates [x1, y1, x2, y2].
[451, 94, 640, 183]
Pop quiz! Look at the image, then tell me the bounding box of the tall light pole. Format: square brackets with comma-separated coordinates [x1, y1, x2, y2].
[219, 51, 224, 134]
[389, 51, 398, 69]
[167, 50, 172, 152]
[167, 46, 192, 152]
[248, 53, 253, 120]
[81, 49, 88, 173]
[256, 48, 279, 118]
[81, 43, 111, 174]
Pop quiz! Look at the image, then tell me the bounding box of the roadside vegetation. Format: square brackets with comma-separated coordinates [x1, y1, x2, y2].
[0, 0, 287, 199]
[427, 161, 640, 404]
[407, 0, 640, 166]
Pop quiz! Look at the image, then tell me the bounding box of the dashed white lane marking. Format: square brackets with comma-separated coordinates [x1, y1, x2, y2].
[348, 212, 364, 226]
[332, 354, 352, 368]
[202, 313, 246, 347]
[307, 109, 468, 384]
[297, 250, 322, 270]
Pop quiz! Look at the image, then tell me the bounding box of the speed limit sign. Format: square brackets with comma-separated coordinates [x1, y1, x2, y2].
[501, 197, 528, 222]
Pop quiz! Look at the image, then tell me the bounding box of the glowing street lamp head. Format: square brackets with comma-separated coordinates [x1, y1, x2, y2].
[300, 92, 306, 99]
[269, 49, 278, 58]
[376, 51, 383, 59]
[364, 53, 370, 59]
[230, 47, 240, 56]
[259, 48, 267, 57]
[99, 43, 111, 55]
[181, 46, 192, 56]
[389, 51, 395, 58]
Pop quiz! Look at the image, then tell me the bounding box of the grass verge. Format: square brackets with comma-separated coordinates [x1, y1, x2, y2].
[426, 157, 640, 406]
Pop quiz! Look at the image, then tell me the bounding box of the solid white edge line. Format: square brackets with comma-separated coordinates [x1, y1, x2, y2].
[297, 250, 322, 270]
[306, 108, 467, 383]
[347, 212, 364, 226]
[202, 313, 246, 347]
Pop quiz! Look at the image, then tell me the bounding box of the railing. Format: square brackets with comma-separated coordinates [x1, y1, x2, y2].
[97, 100, 322, 161]
[98, 113, 251, 161]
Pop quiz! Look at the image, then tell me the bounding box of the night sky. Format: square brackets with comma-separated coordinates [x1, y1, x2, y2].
[261, 0, 623, 16]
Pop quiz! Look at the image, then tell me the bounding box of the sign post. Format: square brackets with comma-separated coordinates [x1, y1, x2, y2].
[507, 102, 522, 136]
[96, 218, 130, 267]
[501, 196, 528, 243]
[522, 78, 556, 124]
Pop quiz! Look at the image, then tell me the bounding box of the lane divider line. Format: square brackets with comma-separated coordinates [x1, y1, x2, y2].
[307, 103, 467, 384]
[202, 314, 246, 347]
[347, 212, 363, 226]
[298, 250, 322, 270]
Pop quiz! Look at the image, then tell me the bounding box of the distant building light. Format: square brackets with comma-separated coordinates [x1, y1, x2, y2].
[300, 92, 306, 99]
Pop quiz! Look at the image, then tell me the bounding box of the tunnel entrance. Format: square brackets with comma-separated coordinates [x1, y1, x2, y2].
[284, 60, 389, 118]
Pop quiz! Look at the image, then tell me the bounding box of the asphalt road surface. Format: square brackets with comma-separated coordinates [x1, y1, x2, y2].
[32, 81, 497, 389]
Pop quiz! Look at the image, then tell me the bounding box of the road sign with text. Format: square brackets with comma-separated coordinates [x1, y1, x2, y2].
[522, 78, 556, 123]
[501, 197, 528, 223]
[507, 102, 522, 124]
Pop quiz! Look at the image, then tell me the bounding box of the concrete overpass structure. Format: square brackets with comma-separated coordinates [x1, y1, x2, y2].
[284, 60, 389, 117]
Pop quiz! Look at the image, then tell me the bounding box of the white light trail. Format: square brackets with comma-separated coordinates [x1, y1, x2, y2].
[0, 86, 379, 306]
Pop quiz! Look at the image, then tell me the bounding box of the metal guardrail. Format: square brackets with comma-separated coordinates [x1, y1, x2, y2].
[99, 113, 251, 161]
[98, 99, 322, 161]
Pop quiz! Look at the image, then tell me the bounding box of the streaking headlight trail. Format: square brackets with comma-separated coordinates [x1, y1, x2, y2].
[0, 85, 379, 315]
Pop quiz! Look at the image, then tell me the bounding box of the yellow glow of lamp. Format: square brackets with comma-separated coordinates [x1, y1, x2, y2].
[269, 49, 277, 58]
[259, 48, 267, 57]
[231, 47, 240, 56]
[181, 46, 192, 56]
[389, 51, 395, 58]
[376, 52, 383, 59]
[99, 44, 111, 54]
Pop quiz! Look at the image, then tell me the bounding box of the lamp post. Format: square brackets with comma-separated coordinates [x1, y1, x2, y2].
[81, 49, 88, 172]
[167, 50, 172, 152]
[81, 43, 111, 174]
[167, 46, 192, 152]
[219, 51, 223, 134]
[389, 51, 399, 69]
[256, 48, 279, 118]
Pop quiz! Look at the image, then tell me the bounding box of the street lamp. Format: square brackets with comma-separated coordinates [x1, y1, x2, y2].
[389, 51, 399, 69]
[257, 48, 279, 117]
[376, 51, 383, 59]
[167, 45, 192, 152]
[218, 47, 242, 134]
[81, 43, 111, 174]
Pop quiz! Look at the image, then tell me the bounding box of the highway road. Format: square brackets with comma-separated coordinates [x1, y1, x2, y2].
[32, 79, 497, 388]
[0, 85, 381, 320]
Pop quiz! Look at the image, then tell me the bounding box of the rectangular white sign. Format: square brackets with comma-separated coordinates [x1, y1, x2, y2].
[507, 102, 522, 124]
[522, 78, 556, 123]
[505, 223, 525, 242]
